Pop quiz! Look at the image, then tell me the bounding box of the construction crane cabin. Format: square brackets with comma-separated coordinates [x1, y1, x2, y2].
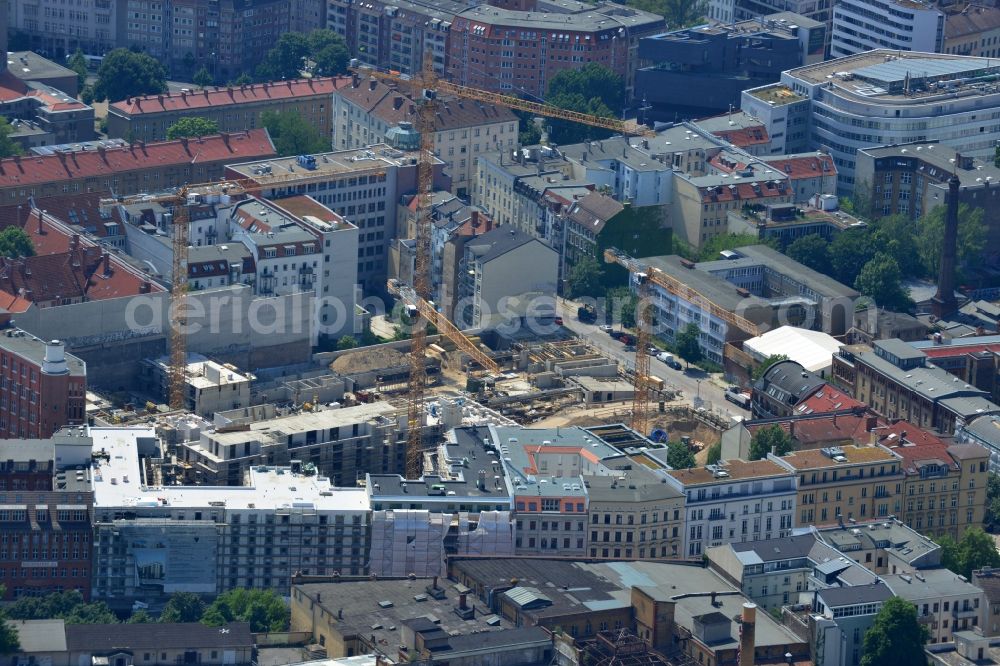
[353, 59, 656, 471]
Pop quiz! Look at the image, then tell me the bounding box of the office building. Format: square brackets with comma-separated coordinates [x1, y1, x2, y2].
[742, 51, 1000, 193]
[855, 144, 1000, 264]
[332, 77, 517, 198]
[636, 15, 825, 120]
[831, 339, 1000, 434]
[446, 0, 665, 100]
[641, 246, 859, 365]
[455, 227, 558, 330]
[225, 145, 448, 295]
[872, 422, 989, 538]
[665, 459, 797, 558]
[830, 0, 944, 58]
[91, 426, 370, 600]
[907, 333, 1000, 403]
[0, 332, 86, 440]
[108, 77, 350, 144]
[776, 445, 903, 527]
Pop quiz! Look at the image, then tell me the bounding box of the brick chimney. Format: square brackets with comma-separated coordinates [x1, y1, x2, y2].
[393, 96, 404, 110]
[932, 163, 961, 318]
[71, 234, 79, 250]
[139, 280, 151, 294]
[102, 252, 111, 277]
[369, 78, 378, 91]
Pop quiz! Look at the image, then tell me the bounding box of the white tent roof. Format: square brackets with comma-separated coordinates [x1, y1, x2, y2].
[744, 326, 843, 373]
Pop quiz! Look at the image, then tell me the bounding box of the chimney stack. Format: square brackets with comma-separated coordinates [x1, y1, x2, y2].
[102, 252, 111, 277]
[932, 165, 961, 318]
[738, 603, 756, 666]
[71, 234, 79, 250]
[42, 340, 68, 375]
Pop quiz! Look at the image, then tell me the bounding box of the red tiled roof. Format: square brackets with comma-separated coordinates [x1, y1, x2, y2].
[748, 414, 870, 446]
[873, 422, 955, 474]
[455, 211, 494, 237]
[0, 129, 276, 189]
[923, 342, 1000, 358]
[798, 387, 866, 414]
[701, 179, 789, 203]
[110, 77, 352, 116]
[712, 126, 770, 147]
[762, 154, 836, 180]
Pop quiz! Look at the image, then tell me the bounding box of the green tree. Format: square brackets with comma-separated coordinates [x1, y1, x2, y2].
[93, 48, 167, 103]
[916, 203, 987, 279]
[258, 32, 310, 80]
[995, 145, 1000, 169]
[517, 110, 542, 146]
[7, 591, 116, 625]
[0, 118, 23, 159]
[785, 234, 830, 274]
[166, 117, 221, 140]
[202, 589, 289, 633]
[860, 597, 929, 666]
[705, 442, 722, 465]
[233, 73, 253, 87]
[697, 233, 763, 262]
[626, 0, 706, 26]
[193, 65, 214, 89]
[666, 441, 695, 470]
[160, 592, 206, 624]
[870, 214, 922, 278]
[675, 322, 702, 370]
[182, 52, 197, 74]
[829, 227, 875, 287]
[80, 85, 96, 105]
[63, 601, 118, 625]
[308, 30, 349, 76]
[0, 228, 36, 258]
[262, 110, 330, 156]
[937, 528, 1000, 579]
[748, 424, 793, 460]
[336, 335, 359, 350]
[752, 354, 788, 381]
[841, 179, 875, 221]
[605, 286, 636, 328]
[546, 64, 624, 144]
[0, 587, 18, 654]
[567, 255, 604, 299]
[855, 253, 912, 311]
[986, 473, 1000, 532]
[127, 609, 155, 624]
[67, 49, 89, 91]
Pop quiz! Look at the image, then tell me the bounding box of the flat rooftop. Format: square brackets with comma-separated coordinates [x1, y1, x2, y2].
[778, 445, 898, 471]
[0, 330, 85, 376]
[226, 144, 429, 181]
[454, 2, 663, 32]
[746, 84, 805, 106]
[858, 143, 1000, 188]
[91, 427, 369, 512]
[667, 458, 793, 486]
[816, 520, 940, 564]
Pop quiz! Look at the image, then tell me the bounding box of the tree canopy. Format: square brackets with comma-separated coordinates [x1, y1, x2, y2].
[93, 48, 167, 103]
[308, 30, 350, 77]
[201, 589, 289, 633]
[855, 253, 912, 311]
[166, 117, 221, 140]
[0, 586, 18, 654]
[860, 597, 929, 666]
[262, 110, 331, 156]
[752, 354, 788, 381]
[748, 425, 794, 460]
[0, 118, 23, 159]
[987, 473, 1000, 533]
[606, 286, 636, 329]
[336, 335, 359, 350]
[546, 64, 624, 144]
[7, 591, 117, 625]
[666, 441, 695, 470]
[705, 441, 722, 465]
[258, 30, 350, 81]
[675, 322, 703, 369]
[0, 228, 34, 260]
[193, 65, 214, 89]
[828, 227, 876, 287]
[785, 234, 831, 274]
[937, 528, 1000, 579]
[916, 203, 986, 279]
[697, 233, 765, 262]
[67, 49, 89, 91]
[567, 256, 604, 299]
[160, 592, 206, 624]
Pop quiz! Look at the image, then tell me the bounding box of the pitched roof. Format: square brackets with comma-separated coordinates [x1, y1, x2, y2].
[945, 4, 1000, 39]
[874, 422, 958, 474]
[761, 153, 836, 180]
[111, 77, 351, 116]
[566, 192, 623, 235]
[465, 226, 540, 263]
[796, 386, 866, 414]
[0, 129, 276, 189]
[65, 622, 253, 651]
[338, 78, 517, 130]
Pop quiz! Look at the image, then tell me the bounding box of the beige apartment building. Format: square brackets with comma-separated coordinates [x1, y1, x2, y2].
[775, 444, 903, 528]
[584, 468, 685, 560]
[874, 422, 990, 539]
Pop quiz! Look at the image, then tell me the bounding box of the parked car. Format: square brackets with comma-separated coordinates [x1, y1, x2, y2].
[554, 316, 564, 325]
[600, 324, 614, 333]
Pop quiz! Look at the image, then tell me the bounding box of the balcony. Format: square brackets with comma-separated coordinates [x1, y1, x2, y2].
[953, 605, 978, 619]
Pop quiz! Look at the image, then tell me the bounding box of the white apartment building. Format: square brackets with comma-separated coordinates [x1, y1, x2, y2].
[831, 0, 944, 58]
[665, 459, 797, 558]
[884, 569, 987, 643]
[8, 0, 118, 60]
[742, 51, 1000, 192]
[89, 426, 370, 600]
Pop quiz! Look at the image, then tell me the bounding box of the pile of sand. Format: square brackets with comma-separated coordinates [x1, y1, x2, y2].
[331, 347, 407, 374]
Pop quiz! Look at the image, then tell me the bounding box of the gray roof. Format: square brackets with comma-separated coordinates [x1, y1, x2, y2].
[873, 338, 927, 363]
[817, 520, 941, 566]
[883, 569, 985, 601]
[584, 468, 683, 503]
[6, 52, 78, 83]
[65, 623, 252, 650]
[817, 582, 892, 607]
[853, 57, 995, 87]
[758, 360, 826, 406]
[465, 226, 540, 264]
[699, 245, 860, 300]
[0, 330, 85, 376]
[503, 586, 552, 609]
[858, 143, 1000, 189]
[961, 413, 1000, 445]
[854, 349, 994, 413]
[10, 619, 67, 653]
[453, 2, 663, 32]
[731, 533, 818, 564]
[644, 254, 770, 313]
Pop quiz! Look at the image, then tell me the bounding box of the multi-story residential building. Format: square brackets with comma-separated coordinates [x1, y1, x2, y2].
[884, 569, 987, 643]
[0, 332, 86, 440]
[855, 144, 1000, 263]
[636, 14, 825, 121]
[943, 5, 1000, 57]
[140, 355, 253, 418]
[815, 519, 942, 574]
[811, 583, 893, 666]
[776, 445, 903, 527]
[972, 567, 1000, 636]
[0, 430, 94, 599]
[642, 246, 859, 365]
[872, 422, 989, 538]
[907, 333, 1000, 403]
[584, 467, 685, 560]
[327, 0, 460, 78]
[665, 458, 797, 558]
[177, 402, 407, 487]
[831, 339, 1000, 434]
[0, 129, 276, 203]
[107, 77, 349, 144]
[332, 77, 518, 198]
[752, 360, 826, 418]
[455, 226, 558, 329]
[91, 426, 370, 600]
[226, 144, 448, 296]
[446, 0, 665, 100]
[742, 51, 1000, 193]
[8, 0, 117, 59]
[830, 0, 944, 58]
